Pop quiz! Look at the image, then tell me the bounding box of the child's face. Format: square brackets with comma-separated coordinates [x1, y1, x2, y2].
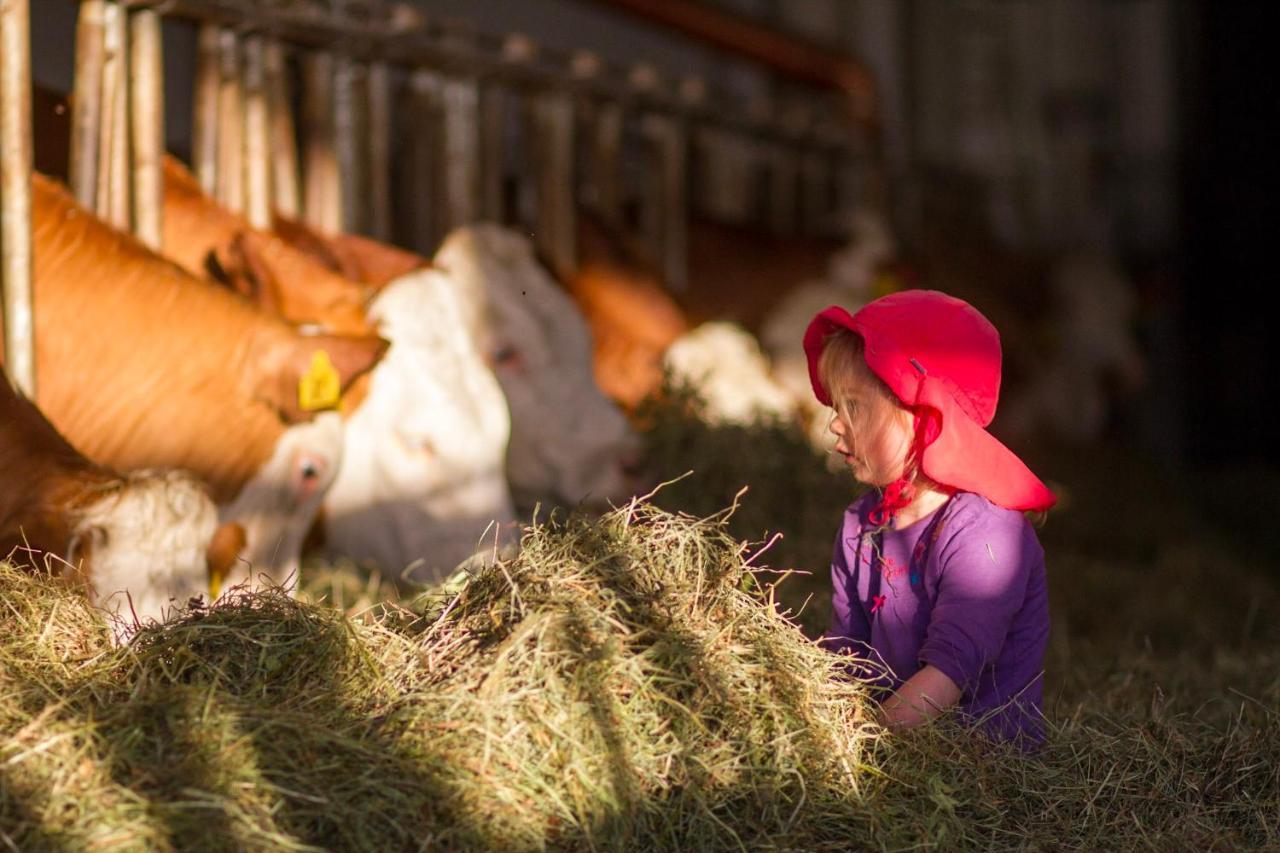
[827, 375, 914, 488]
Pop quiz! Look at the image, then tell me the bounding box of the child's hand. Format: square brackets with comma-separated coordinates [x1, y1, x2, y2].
[877, 665, 962, 730]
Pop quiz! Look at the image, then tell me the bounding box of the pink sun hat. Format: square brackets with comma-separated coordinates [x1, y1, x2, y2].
[803, 290, 1056, 512]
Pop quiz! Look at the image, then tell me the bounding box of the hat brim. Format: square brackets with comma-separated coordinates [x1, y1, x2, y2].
[802, 305, 858, 407]
[916, 376, 1057, 512]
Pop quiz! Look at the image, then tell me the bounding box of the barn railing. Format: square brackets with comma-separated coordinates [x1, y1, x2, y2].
[1, 0, 34, 395]
[3, 0, 875, 386]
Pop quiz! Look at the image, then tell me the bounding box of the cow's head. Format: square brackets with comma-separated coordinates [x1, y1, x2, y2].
[320, 269, 518, 581]
[68, 470, 246, 633]
[433, 225, 642, 512]
[218, 328, 387, 590]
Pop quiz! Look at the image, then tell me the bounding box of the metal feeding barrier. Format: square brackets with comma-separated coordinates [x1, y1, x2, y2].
[2, 0, 875, 390]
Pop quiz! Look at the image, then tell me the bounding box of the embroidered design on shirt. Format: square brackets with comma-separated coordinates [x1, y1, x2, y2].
[870, 594, 887, 614]
[877, 555, 903, 581]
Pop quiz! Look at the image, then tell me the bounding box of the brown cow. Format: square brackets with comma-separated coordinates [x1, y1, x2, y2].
[568, 216, 689, 410]
[161, 157, 373, 337]
[159, 160, 519, 579]
[1, 369, 245, 633]
[13, 174, 387, 590]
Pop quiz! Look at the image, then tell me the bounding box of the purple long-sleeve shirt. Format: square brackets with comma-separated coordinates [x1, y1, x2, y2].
[825, 490, 1050, 745]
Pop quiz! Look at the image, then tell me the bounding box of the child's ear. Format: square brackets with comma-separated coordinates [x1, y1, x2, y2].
[250, 331, 390, 423]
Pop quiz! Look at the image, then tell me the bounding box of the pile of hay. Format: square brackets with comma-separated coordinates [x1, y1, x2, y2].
[635, 377, 855, 635]
[4, 498, 1277, 849]
[1, 503, 884, 850]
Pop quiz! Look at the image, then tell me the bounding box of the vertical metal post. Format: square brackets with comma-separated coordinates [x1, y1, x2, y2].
[69, 0, 105, 210]
[301, 51, 340, 232]
[478, 83, 506, 222]
[97, 1, 128, 228]
[128, 6, 163, 248]
[333, 55, 363, 233]
[242, 35, 271, 229]
[641, 113, 687, 293]
[1, 0, 35, 396]
[439, 77, 479, 235]
[766, 142, 798, 235]
[264, 38, 298, 219]
[404, 68, 439, 253]
[587, 100, 623, 227]
[215, 28, 243, 214]
[192, 22, 220, 196]
[367, 61, 392, 241]
[531, 90, 576, 279]
[800, 148, 832, 235]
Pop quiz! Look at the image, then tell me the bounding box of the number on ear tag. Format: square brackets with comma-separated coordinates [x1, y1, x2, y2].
[298, 350, 341, 411]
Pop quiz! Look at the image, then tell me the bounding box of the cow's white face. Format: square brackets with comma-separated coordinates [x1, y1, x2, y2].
[663, 322, 797, 426]
[75, 468, 220, 633]
[434, 225, 640, 512]
[218, 411, 344, 591]
[322, 271, 518, 581]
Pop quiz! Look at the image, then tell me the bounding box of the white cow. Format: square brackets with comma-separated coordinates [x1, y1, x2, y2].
[433, 225, 640, 512]
[663, 322, 797, 425]
[321, 269, 519, 581]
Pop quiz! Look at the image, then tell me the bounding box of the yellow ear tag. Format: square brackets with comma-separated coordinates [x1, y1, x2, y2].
[298, 350, 342, 412]
[209, 562, 226, 601]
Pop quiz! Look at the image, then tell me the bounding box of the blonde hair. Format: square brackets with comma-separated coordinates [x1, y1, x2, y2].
[817, 328, 915, 486]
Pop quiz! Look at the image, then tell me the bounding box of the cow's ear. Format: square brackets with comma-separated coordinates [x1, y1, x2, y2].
[271, 214, 350, 276]
[211, 231, 285, 314]
[252, 331, 390, 423]
[328, 232, 427, 290]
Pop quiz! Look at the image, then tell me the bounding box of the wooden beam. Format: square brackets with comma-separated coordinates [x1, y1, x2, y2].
[580, 0, 876, 125]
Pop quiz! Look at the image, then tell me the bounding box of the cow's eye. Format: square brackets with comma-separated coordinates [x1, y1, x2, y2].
[492, 344, 522, 368]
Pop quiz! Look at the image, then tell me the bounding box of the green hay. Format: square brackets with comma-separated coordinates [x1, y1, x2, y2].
[1, 504, 885, 850]
[635, 378, 856, 636]
[5, 498, 1277, 850]
[5, 387, 1279, 849]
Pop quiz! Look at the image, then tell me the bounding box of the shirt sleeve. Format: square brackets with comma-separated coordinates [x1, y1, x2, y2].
[918, 511, 1036, 694]
[823, 523, 870, 655]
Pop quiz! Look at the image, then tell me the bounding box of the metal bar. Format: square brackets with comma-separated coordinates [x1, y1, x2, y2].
[333, 55, 363, 233]
[800, 148, 832, 235]
[403, 68, 439, 253]
[366, 60, 391, 240]
[439, 76, 479, 234]
[70, 0, 106, 209]
[531, 90, 575, 279]
[578, 0, 876, 124]
[301, 50, 340, 231]
[1, 0, 35, 396]
[215, 27, 243, 213]
[192, 22, 219, 195]
[97, 1, 129, 229]
[106, 0, 859, 150]
[129, 6, 164, 248]
[641, 112, 687, 293]
[766, 142, 797, 235]
[264, 38, 299, 218]
[242, 34, 271, 229]
[478, 82, 505, 222]
[586, 100, 622, 226]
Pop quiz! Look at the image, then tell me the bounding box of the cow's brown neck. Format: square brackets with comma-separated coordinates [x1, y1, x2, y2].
[26, 175, 283, 502]
[161, 158, 373, 335]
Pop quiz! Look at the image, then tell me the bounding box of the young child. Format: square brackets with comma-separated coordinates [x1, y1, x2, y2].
[803, 290, 1057, 746]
